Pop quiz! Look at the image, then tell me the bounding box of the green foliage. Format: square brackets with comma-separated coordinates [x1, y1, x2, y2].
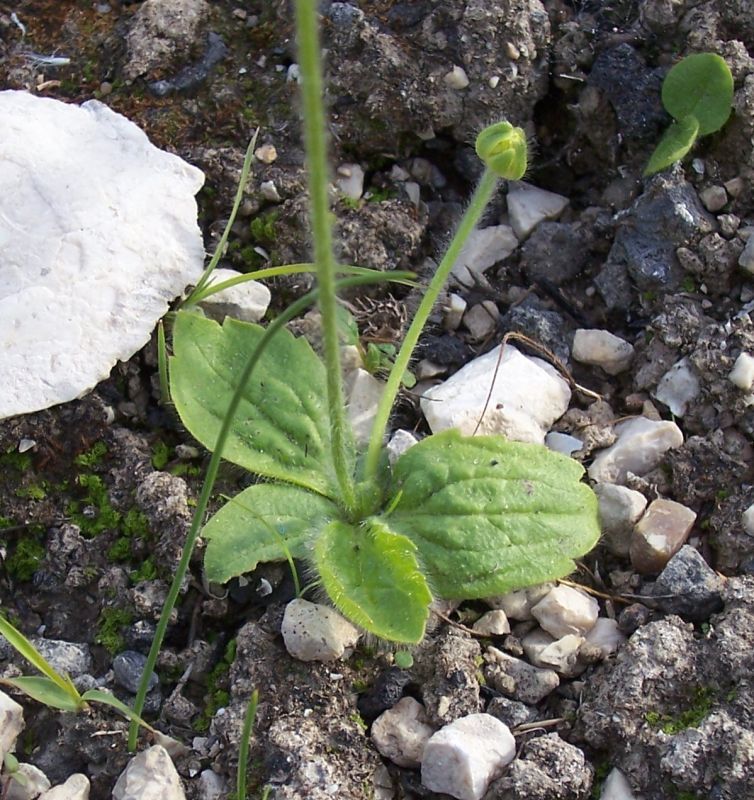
[66, 474, 121, 538]
[645, 53, 733, 175]
[95, 608, 133, 654]
[250, 210, 278, 244]
[195, 639, 237, 732]
[151, 440, 171, 470]
[363, 343, 416, 389]
[644, 687, 716, 734]
[130, 558, 158, 583]
[5, 537, 45, 582]
[73, 441, 108, 468]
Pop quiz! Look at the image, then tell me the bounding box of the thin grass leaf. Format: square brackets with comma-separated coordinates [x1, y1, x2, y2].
[81, 688, 158, 733]
[0, 677, 82, 712]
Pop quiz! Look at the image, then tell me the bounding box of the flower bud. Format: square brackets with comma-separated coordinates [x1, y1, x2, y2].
[475, 121, 527, 180]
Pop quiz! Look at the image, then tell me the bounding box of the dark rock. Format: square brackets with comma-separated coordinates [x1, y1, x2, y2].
[113, 650, 159, 694]
[418, 333, 474, 369]
[124, 620, 157, 652]
[486, 696, 537, 729]
[149, 31, 227, 96]
[357, 667, 411, 720]
[710, 488, 754, 574]
[594, 259, 633, 312]
[647, 546, 725, 621]
[500, 304, 570, 363]
[617, 603, 652, 635]
[519, 221, 591, 287]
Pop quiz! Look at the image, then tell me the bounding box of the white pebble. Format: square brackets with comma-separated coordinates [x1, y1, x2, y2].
[582, 617, 626, 659]
[259, 180, 281, 202]
[572, 329, 634, 375]
[653, 357, 701, 417]
[473, 610, 511, 636]
[742, 503, 754, 536]
[600, 767, 638, 799]
[463, 301, 500, 340]
[6, 765, 51, 800]
[39, 774, 91, 800]
[451, 225, 518, 284]
[254, 143, 277, 164]
[521, 629, 585, 675]
[386, 429, 419, 466]
[531, 585, 599, 638]
[443, 293, 467, 331]
[588, 417, 684, 484]
[335, 162, 365, 200]
[594, 483, 647, 558]
[729, 352, 754, 390]
[421, 714, 515, 800]
[699, 185, 727, 212]
[0, 691, 25, 764]
[346, 368, 385, 447]
[506, 182, 569, 240]
[486, 583, 553, 620]
[630, 498, 697, 574]
[199, 268, 271, 323]
[112, 746, 184, 800]
[281, 598, 360, 662]
[444, 65, 470, 90]
[371, 697, 435, 768]
[545, 431, 584, 456]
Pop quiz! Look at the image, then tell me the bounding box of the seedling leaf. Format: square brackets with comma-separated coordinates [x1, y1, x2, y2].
[203, 483, 339, 583]
[314, 519, 432, 643]
[1, 677, 82, 712]
[81, 688, 158, 733]
[644, 115, 700, 176]
[662, 53, 733, 136]
[170, 311, 348, 499]
[385, 430, 600, 599]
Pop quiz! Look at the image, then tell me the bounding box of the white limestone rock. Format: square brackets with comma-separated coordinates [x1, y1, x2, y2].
[485, 584, 553, 620]
[281, 598, 360, 662]
[386, 429, 419, 466]
[600, 767, 638, 800]
[743, 503, 754, 536]
[443, 293, 467, 331]
[653, 357, 701, 417]
[196, 770, 225, 800]
[729, 352, 754, 390]
[545, 431, 584, 456]
[6, 765, 51, 800]
[345, 368, 386, 447]
[0, 691, 24, 763]
[582, 617, 626, 659]
[198, 268, 271, 323]
[484, 646, 560, 704]
[39, 774, 90, 800]
[595, 483, 648, 557]
[572, 329, 634, 375]
[112, 746, 185, 800]
[0, 90, 204, 420]
[420, 345, 571, 444]
[506, 182, 569, 239]
[521, 629, 585, 676]
[473, 610, 511, 636]
[421, 714, 515, 800]
[336, 163, 365, 200]
[463, 301, 500, 340]
[588, 417, 684, 484]
[531, 585, 599, 638]
[371, 697, 435, 768]
[450, 226, 518, 284]
[444, 65, 470, 90]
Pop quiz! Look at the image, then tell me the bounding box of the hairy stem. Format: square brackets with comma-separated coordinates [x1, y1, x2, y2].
[294, 0, 357, 513]
[363, 168, 499, 481]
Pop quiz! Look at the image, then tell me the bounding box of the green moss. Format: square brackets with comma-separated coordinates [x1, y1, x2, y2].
[95, 608, 133, 655]
[194, 638, 237, 731]
[1, 449, 33, 473]
[107, 537, 132, 562]
[250, 210, 279, 244]
[73, 441, 108, 468]
[5, 537, 46, 581]
[130, 558, 158, 583]
[151, 440, 171, 470]
[644, 687, 716, 734]
[14, 483, 48, 501]
[66, 474, 121, 537]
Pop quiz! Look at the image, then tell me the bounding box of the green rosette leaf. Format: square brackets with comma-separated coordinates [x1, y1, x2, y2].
[202, 483, 339, 583]
[315, 519, 432, 643]
[385, 429, 600, 599]
[662, 53, 733, 135]
[170, 311, 350, 499]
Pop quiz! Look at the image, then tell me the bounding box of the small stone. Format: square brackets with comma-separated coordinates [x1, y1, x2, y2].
[486, 696, 536, 728]
[595, 483, 648, 557]
[404, 181, 421, 207]
[504, 41, 520, 60]
[600, 767, 637, 799]
[582, 617, 626, 659]
[588, 417, 684, 484]
[259, 180, 281, 202]
[281, 598, 360, 662]
[444, 65, 470, 90]
[113, 651, 159, 694]
[421, 714, 515, 800]
[6, 764, 51, 800]
[473, 610, 510, 636]
[630, 498, 697, 574]
[521, 629, 585, 675]
[531, 585, 599, 638]
[420, 345, 571, 444]
[112, 745, 185, 800]
[345, 368, 385, 447]
[371, 697, 434, 768]
[253, 143, 277, 164]
[718, 213, 740, 237]
[698, 185, 727, 212]
[723, 176, 745, 198]
[199, 268, 271, 323]
[463, 301, 499, 340]
[358, 667, 411, 719]
[335, 162, 365, 200]
[0, 690, 24, 763]
[739, 236, 754, 273]
[415, 359, 446, 380]
[484, 646, 560, 704]
[653, 357, 701, 417]
[386, 429, 419, 466]
[743, 503, 754, 536]
[39, 774, 91, 800]
[486, 584, 553, 620]
[451, 225, 518, 284]
[572, 329, 634, 375]
[506, 182, 569, 240]
[648, 545, 724, 620]
[29, 639, 92, 679]
[617, 603, 652, 635]
[197, 769, 225, 800]
[729, 352, 754, 390]
[545, 432, 583, 456]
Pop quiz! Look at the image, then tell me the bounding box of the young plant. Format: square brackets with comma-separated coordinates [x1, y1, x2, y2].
[645, 52, 734, 175]
[129, 0, 599, 746]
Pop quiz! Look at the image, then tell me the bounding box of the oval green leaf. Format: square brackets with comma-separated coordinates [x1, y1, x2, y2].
[314, 519, 432, 643]
[203, 483, 339, 583]
[662, 53, 733, 135]
[644, 115, 699, 176]
[170, 311, 347, 498]
[385, 430, 600, 599]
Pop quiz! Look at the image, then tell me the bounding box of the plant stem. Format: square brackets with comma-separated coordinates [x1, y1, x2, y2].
[237, 690, 259, 800]
[363, 168, 499, 481]
[294, 0, 357, 514]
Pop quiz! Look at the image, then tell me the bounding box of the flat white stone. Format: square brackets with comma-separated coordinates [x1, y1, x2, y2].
[521, 629, 584, 675]
[336, 163, 365, 200]
[653, 357, 701, 417]
[485, 583, 553, 620]
[386, 429, 419, 466]
[600, 767, 638, 800]
[545, 431, 583, 455]
[0, 690, 24, 763]
[371, 697, 435, 768]
[112, 745, 185, 800]
[588, 417, 684, 484]
[582, 617, 626, 659]
[0, 90, 204, 420]
[484, 646, 560, 704]
[198, 268, 271, 323]
[742, 503, 754, 536]
[6, 765, 51, 800]
[420, 345, 571, 444]
[729, 352, 754, 390]
[39, 774, 90, 800]
[451, 226, 518, 284]
[345, 368, 385, 447]
[472, 610, 511, 636]
[507, 182, 569, 239]
[463, 301, 500, 340]
[281, 598, 360, 662]
[595, 483, 648, 557]
[443, 293, 467, 331]
[444, 65, 470, 89]
[196, 769, 225, 800]
[572, 329, 634, 375]
[421, 714, 515, 800]
[531, 585, 599, 638]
